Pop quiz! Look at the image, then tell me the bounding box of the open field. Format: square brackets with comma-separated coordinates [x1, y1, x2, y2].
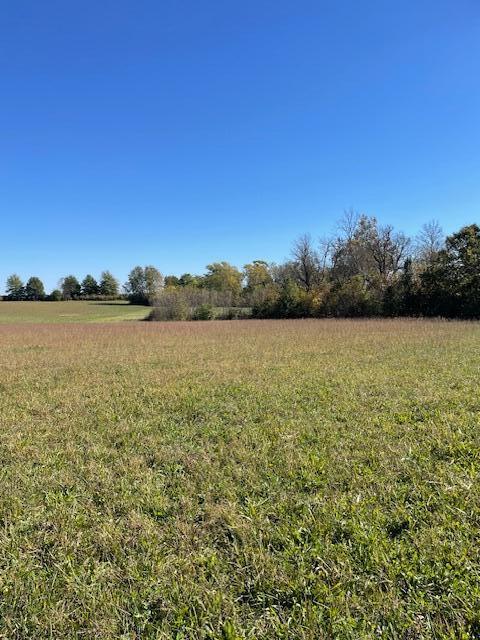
[0, 301, 150, 323]
[1, 319, 479, 638]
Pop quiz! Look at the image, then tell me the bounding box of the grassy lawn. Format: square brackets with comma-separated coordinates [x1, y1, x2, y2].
[0, 319, 479, 638]
[0, 300, 150, 323]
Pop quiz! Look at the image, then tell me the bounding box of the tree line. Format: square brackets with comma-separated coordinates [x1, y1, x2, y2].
[3, 216, 480, 319]
[3, 267, 163, 304]
[151, 217, 480, 320]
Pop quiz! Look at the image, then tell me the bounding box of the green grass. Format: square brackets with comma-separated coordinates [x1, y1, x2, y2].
[1, 319, 479, 638]
[0, 300, 150, 323]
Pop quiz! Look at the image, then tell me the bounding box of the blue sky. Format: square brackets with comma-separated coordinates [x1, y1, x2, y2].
[1, 0, 479, 292]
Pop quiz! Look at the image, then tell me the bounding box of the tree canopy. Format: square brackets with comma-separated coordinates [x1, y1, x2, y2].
[61, 275, 81, 300]
[6, 274, 25, 300]
[99, 271, 119, 297]
[25, 277, 45, 301]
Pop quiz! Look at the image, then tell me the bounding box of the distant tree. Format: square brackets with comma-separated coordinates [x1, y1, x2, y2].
[418, 224, 480, 318]
[270, 261, 298, 286]
[244, 261, 273, 291]
[164, 275, 180, 288]
[325, 275, 378, 317]
[179, 273, 202, 287]
[7, 215, 479, 320]
[81, 274, 99, 297]
[125, 265, 163, 304]
[330, 213, 375, 282]
[366, 223, 411, 284]
[291, 235, 320, 291]
[144, 266, 163, 303]
[48, 289, 63, 301]
[275, 280, 306, 317]
[416, 220, 444, 264]
[443, 224, 479, 317]
[125, 266, 145, 302]
[329, 214, 410, 288]
[99, 271, 119, 297]
[397, 257, 418, 316]
[6, 274, 25, 300]
[25, 276, 45, 301]
[61, 275, 81, 300]
[204, 262, 243, 298]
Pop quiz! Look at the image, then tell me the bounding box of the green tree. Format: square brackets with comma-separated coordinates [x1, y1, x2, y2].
[81, 274, 99, 297]
[179, 273, 202, 287]
[192, 303, 214, 320]
[125, 266, 145, 302]
[99, 271, 119, 297]
[61, 275, 81, 300]
[5, 274, 25, 300]
[243, 260, 272, 291]
[330, 213, 410, 287]
[125, 266, 163, 304]
[420, 224, 480, 318]
[48, 289, 63, 301]
[325, 275, 379, 317]
[144, 266, 163, 303]
[25, 276, 45, 301]
[399, 258, 417, 315]
[164, 275, 180, 288]
[204, 262, 243, 297]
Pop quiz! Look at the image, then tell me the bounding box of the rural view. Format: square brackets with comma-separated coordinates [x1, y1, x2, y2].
[1, 1, 479, 638]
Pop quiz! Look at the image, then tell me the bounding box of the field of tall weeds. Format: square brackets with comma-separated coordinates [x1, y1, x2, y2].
[0, 319, 479, 638]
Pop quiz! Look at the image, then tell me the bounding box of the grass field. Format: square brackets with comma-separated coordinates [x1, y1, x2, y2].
[0, 300, 150, 323]
[1, 319, 479, 638]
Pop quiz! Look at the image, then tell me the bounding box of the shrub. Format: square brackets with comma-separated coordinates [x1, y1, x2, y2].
[192, 303, 214, 320]
[253, 281, 318, 319]
[217, 307, 252, 320]
[323, 276, 381, 317]
[48, 289, 63, 301]
[251, 284, 281, 318]
[151, 301, 189, 321]
[148, 289, 191, 321]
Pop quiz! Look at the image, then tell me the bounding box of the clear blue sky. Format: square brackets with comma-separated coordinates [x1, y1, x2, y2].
[1, 0, 479, 292]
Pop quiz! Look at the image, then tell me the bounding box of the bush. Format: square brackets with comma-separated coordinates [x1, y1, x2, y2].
[148, 289, 191, 320]
[216, 307, 252, 320]
[252, 281, 318, 319]
[48, 289, 63, 301]
[323, 276, 381, 317]
[251, 284, 281, 318]
[192, 303, 214, 320]
[150, 300, 189, 322]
